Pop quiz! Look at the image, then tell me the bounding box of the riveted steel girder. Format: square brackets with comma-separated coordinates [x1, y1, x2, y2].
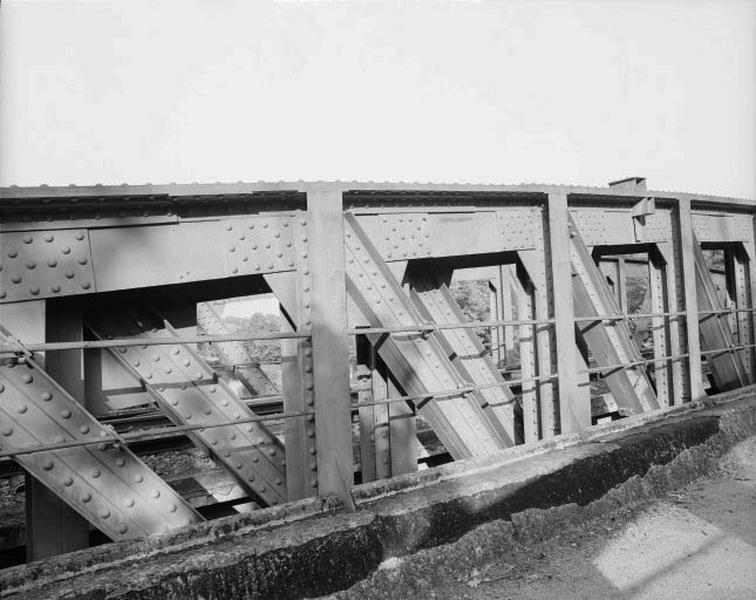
[568, 214, 660, 414]
[408, 266, 520, 445]
[0, 352, 202, 540]
[344, 213, 507, 459]
[692, 235, 750, 390]
[86, 307, 287, 506]
[196, 302, 279, 397]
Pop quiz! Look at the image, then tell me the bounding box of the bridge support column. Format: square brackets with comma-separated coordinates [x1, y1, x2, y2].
[677, 198, 706, 401]
[547, 193, 588, 434]
[308, 189, 353, 500]
[26, 299, 89, 560]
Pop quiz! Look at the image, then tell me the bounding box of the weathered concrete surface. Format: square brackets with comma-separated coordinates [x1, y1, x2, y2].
[333, 437, 756, 599]
[2, 392, 755, 599]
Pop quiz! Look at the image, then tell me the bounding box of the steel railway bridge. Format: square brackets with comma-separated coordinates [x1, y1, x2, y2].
[0, 177, 753, 563]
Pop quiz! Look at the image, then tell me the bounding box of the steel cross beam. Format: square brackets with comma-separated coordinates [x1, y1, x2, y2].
[0, 346, 202, 540]
[692, 235, 751, 390]
[568, 213, 660, 415]
[344, 213, 508, 459]
[196, 302, 279, 397]
[85, 305, 287, 506]
[408, 265, 519, 445]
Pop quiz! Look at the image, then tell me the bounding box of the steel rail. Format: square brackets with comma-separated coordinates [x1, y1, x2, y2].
[580, 342, 756, 376]
[0, 330, 312, 353]
[0, 372, 559, 459]
[3, 308, 752, 353]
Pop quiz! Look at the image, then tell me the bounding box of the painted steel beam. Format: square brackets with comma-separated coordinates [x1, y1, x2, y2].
[25, 301, 90, 560]
[196, 302, 278, 397]
[0, 335, 202, 540]
[408, 265, 519, 445]
[264, 211, 319, 501]
[677, 199, 706, 401]
[692, 235, 750, 390]
[85, 306, 287, 506]
[547, 194, 585, 433]
[306, 190, 354, 500]
[568, 212, 660, 415]
[344, 213, 508, 459]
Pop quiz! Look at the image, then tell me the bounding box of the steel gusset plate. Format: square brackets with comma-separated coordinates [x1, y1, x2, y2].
[0, 229, 95, 303]
[223, 216, 296, 276]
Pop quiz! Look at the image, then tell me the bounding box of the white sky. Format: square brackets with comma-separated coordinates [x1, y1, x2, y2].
[1, 0, 754, 198]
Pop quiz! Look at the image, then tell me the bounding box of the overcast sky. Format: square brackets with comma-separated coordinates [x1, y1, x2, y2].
[1, 1, 754, 198]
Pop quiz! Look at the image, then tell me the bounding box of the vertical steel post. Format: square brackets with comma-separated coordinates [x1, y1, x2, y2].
[649, 252, 672, 406]
[27, 299, 89, 560]
[307, 188, 354, 498]
[677, 198, 706, 401]
[488, 278, 502, 368]
[547, 192, 587, 433]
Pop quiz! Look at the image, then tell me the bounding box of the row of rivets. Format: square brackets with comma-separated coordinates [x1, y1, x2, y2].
[295, 213, 317, 486]
[95, 315, 285, 504]
[225, 216, 295, 275]
[1, 364, 192, 534]
[380, 214, 432, 260]
[1, 229, 94, 301]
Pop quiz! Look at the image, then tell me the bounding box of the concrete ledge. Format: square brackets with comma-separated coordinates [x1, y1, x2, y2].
[2, 393, 755, 599]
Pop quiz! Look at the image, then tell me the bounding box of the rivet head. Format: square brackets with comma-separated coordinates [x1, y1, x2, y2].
[22, 234, 33, 244]
[61, 408, 71, 418]
[116, 457, 125, 467]
[100, 509, 111, 519]
[64, 477, 73, 487]
[7, 250, 18, 258]
[29, 286, 40, 296]
[22, 374, 32, 384]
[81, 281, 91, 290]
[75, 232, 85, 241]
[92, 469, 101, 478]
[134, 474, 144, 483]
[82, 493, 92, 503]
[2, 426, 14, 436]
[26, 260, 36, 269]
[168, 503, 177, 512]
[80, 425, 90, 434]
[51, 285, 61, 293]
[62, 246, 71, 255]
[126, 498, 135, 508]
[118, 524, 128, 534]
[152, 489, 161, 499]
